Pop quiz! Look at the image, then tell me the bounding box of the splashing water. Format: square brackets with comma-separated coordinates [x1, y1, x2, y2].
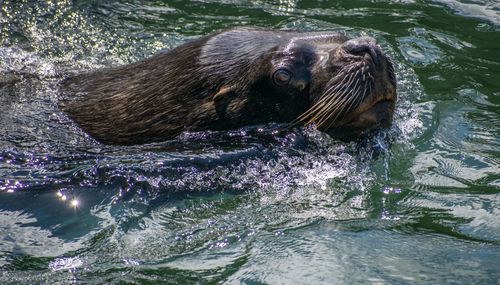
[1, 1, 499, 284]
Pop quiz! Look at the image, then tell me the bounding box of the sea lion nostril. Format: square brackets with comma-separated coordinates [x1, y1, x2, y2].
[343, 39, 381, 66]
[343, 37, 378, 55]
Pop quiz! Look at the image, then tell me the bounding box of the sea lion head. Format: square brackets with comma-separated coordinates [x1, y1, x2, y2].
[267, 33, 397, 139]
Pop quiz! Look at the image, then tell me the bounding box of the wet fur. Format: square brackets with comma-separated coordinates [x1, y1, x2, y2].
[60, 28, 395, 145]
[61, 29, 312, 145]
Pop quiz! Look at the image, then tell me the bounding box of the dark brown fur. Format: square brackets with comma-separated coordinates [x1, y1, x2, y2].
[60, 27, 396, 145]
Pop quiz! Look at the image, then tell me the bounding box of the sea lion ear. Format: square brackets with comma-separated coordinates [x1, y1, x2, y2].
[212, 85, 236, 102]
[211, 85, 239, 119]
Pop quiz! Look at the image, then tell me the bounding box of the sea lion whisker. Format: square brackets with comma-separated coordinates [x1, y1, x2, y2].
[314, 96, 344, 127]
[317, 75, 352, 106]
[343, 70, 358, 92]
[345, 63, 358, 74]
[324, 69, 360, 103]
[363, 78, 369, 98]
[368, 80, 373, 98]
[311, 72, 358, 125]
[315, 75, 359, 127]
[368, 73, 374, 81]
[345, 80, 364, 113]
[306, 96, 342, 126]
[307, 86, 347, 125]
[324, 75, 371, 130]
[317, 69, 365, 128]
[322, 85, 362, 129]
[316, 71, 352, 102]
[333, 77, 361, 114]
[318, 62, 360, 99]
[317, 89, 355, 128]
[292, 71, 353, 125]
[325, 89, 363, 130]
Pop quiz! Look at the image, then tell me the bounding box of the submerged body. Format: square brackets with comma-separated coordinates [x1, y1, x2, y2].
[61, 27, 396, 145]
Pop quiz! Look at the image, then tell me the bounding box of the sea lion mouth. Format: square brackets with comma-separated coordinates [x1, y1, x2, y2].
[325, 99, 395, 140]
[342, 99, 395, 128]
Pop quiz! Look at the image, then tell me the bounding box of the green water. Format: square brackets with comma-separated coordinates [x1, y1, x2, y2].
[0, 0, 499, 284]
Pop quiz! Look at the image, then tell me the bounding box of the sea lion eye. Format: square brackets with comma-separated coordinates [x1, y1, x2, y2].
[272, 68, 293, 86]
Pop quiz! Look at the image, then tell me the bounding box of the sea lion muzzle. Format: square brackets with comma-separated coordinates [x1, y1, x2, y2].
[292, 35, 396, 140]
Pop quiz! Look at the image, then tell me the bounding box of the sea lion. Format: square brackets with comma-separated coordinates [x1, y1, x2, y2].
[60, 27, 396, 145]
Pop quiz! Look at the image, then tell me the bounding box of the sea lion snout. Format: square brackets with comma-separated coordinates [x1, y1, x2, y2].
[294, 34, 397, 138]
[341, 36, 382, 67]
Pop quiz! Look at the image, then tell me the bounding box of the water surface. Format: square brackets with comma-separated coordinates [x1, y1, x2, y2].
[0, 0, 499, 284]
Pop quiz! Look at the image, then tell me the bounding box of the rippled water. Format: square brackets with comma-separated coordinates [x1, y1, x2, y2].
[1, 0, 499, 284]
